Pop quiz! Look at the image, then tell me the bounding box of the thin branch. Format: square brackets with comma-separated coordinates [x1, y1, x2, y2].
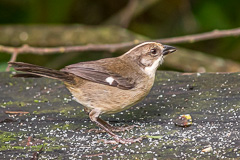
[6, 51, 18, 71]
[0, 42, 134, 55]
[105, 0, 159, 27]
[0, 27, 240, 56]
[5, 111, 29, 115]
[105, 0, 139, 27]
[120, 0, 139, 27]
[158, 28, 240, 44]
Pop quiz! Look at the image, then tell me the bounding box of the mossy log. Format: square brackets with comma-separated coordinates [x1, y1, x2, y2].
[0, 71, 240, 159]
[0, 25, 146, 46]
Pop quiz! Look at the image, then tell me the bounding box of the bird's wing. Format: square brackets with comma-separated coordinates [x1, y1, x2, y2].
[61, 60, 135, 90]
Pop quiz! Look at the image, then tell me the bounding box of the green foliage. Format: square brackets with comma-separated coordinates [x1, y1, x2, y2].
[27, 0, 74, 23]
[193, 1, 232, 30]
[0, 62, 8, 71]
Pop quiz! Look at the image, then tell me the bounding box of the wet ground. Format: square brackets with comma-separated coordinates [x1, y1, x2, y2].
[0, 71, 240, 159]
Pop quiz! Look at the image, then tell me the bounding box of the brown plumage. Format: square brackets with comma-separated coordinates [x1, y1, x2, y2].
[9, 62, 75, 83]
[9, 42, 176, 144]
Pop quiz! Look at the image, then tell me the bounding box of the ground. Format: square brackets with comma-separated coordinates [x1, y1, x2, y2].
[0, 71, 240, 159]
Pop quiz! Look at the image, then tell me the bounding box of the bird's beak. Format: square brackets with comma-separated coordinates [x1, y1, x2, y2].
[162, 45, 176, 56]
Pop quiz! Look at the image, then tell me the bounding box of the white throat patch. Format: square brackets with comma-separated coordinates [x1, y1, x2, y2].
[144, 55, 164, 77]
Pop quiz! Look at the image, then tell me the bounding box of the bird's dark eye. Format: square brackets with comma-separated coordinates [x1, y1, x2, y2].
[150, 48, 157, 56]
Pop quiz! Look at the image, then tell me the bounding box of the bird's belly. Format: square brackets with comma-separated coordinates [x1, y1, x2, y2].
[67, 81, 153, 114]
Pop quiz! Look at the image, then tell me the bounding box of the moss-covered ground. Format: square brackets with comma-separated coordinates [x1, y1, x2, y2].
[0, 72, 240, 159]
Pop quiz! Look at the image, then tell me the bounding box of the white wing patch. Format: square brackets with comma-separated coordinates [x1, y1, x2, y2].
[105, 77, 115, 85]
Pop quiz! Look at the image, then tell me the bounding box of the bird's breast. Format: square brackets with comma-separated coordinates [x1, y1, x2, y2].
[66, 76, 155, 114]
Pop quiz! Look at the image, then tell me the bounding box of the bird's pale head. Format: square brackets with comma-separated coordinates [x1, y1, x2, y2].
[121, 42, 176, 77]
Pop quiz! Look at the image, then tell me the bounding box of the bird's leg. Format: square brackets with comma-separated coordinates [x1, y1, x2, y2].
[89, 117, 136, 133]
[88, 117, 113, 133]
[97, 117, 113, 129]
[89, 109, 143, 144]
[92, 117, 137, 133]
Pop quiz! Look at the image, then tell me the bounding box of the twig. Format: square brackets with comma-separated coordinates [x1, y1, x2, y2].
[6, 51, 18, 71]
[3, 27, 240, 70]
[0, 28, 239, 56]
[5, 111, 29, 115]
[105, 0, 139, 27]
[3, 27, 240, 71]
[105, 0, 159, 27]
[159, 28, 240, 44]
[0, 43, 134, 55]
[120, 0, 138, 27]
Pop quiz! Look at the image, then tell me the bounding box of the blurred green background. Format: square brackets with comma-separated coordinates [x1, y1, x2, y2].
[0, 0, 240, 72]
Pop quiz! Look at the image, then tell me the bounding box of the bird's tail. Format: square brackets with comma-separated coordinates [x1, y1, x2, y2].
[8, 62, 74, 83]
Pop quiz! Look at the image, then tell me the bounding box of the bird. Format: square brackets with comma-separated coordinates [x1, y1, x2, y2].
[9, 42, 176, 144]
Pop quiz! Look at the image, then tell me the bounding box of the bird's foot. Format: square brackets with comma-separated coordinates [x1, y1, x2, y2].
[112, 125, 138, 132]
